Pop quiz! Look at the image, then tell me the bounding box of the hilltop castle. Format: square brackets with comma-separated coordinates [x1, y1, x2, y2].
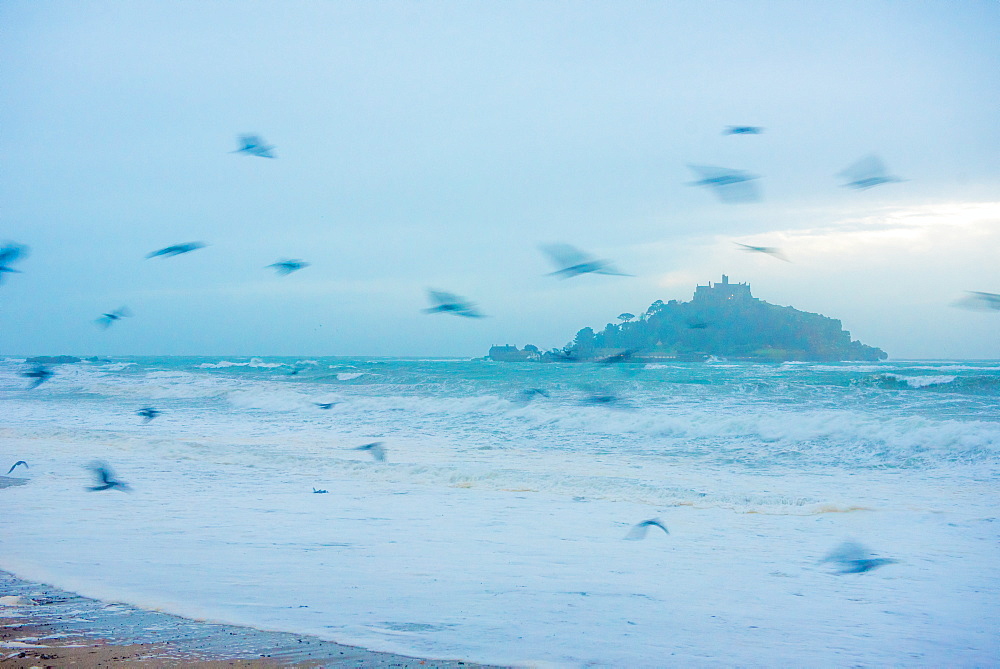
[693, 275, 755, 304]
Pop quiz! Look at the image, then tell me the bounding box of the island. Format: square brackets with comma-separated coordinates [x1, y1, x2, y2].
[489, 275, 888, 363]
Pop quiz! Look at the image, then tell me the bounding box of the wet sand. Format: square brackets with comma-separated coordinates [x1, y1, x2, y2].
[1, 569, 497, 667]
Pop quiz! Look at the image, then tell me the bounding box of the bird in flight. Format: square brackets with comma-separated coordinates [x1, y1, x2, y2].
[146, 242, 206, 259]
[96, 307, 132, 330]
[314, 402, 337, 410]
[21, 366, 53, 389]
[312, 488, 329, 494]
[516, 388, 550, 403]
[687, 165, 761, 203]
[354, 442, 386, 462]
[6, 461, 28, 475]
[267, 259, 310, 275]
[954, 291, 1000, 312]
[137, 407, 160, 423]
[233, 134, 276, 158]
[724, 126, 764, 135]
[0, 242, 29, 283]
[424, 290, 486, 318]
[821, 541, 898, 574]
[599, 349, 643, 365]
[838, 155, 904, 190]
[86, 461, 131, 492]
[735, 242, 790, 262]
[624, 518, 670, 540]
[540, 244, 631, 279]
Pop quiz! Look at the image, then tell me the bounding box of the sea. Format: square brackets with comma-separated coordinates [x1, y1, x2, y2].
[1, 356, 998, 666]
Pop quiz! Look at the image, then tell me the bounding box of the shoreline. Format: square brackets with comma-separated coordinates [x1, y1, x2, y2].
[0, 570, 501, 668]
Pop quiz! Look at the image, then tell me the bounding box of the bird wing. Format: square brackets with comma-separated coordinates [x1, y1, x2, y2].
[0, 243, 28, 265]
[822, 541, 870, 564]
[428, 290, 461, 306]
[624, 524, 648, 540]
[839, 155, 888, 183]
[540, 244, 594, 271]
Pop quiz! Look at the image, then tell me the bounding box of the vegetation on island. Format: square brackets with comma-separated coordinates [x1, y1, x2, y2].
[489, 275, 888, 363]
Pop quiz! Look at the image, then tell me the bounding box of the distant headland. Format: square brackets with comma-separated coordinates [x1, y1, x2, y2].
[489, 275, 888, 363]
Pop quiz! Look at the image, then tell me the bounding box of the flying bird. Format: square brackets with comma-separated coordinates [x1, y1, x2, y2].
[6, 461, 28, 475]
[137, 407, 160, 423]
[599, 349, 643, 364]
[540, 244, 631, 279]
[423, 290, 486, 318]
[624, 518, 670, 540]
[233, 134, 276, 158]
[267, 259, 310, 276]
[96, 306, 132, 330]
[516, 388, 551, 403]
[146, 242, 206, 259]
[21, 366, 53, 389]
[735, 242, 790, 262]
[354, 442, 386, 462]
[687, 165, 761, 203]
[838, 155, 903, 190]
[314, 402, 338, 410]
[312, 488, 329, 494]
[954, 291, 1000, 312]
[724, 126, 764, 135]
[0, 242, 29, 283]
[821, 541, 898, 574]
[86, 461, 131, 492]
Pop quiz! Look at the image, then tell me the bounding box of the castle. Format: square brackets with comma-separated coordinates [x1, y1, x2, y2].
[692, 275, 756, 304]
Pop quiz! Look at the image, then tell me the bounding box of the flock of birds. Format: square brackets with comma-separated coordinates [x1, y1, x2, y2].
[2, 129, 926, 579]
[1, 129, 996, 325]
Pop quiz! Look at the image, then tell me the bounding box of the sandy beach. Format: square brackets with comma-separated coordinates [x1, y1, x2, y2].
[0, 569, 498, 668]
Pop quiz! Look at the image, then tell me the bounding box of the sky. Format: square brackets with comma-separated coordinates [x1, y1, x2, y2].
[1, 0, 998, 358]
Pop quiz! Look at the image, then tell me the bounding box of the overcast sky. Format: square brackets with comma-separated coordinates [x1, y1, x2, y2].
[2, 1, 998, 358]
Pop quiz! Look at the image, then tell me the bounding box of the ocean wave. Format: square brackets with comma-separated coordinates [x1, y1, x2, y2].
[199, 357, 284, 369]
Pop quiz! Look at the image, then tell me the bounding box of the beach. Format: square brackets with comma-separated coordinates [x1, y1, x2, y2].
[1, 356, 998, 666]
[0, 569, 495, 667]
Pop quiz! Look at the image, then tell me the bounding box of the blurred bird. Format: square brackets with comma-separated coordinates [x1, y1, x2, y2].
[423, 290, 485, 318]
[86, 461, 131, 492]
[314, 402, 337, 410]
[581, 387, 631, 408]
[541, 244, 631, 279]
[312, 488, 328, 494]
[821, 541, 898, 574]
[599, 349, 643, 364]
[146, 242, 206, 259]
[625, 518, 670, 540]
[517, 388, 551, 403]
[724, 126, 764, 135]
[0, 242, 29, 283]
[838, 155, 903, 190]
[21, 366, 53, 389]
[233, 134, 276, 158]
[954, 291, 1000, 312]
[354, 442, 386, 462]
[687, 164, 761, 203]
[735, 242, 790, 262]
[137, 407, 160, 423]
[6, 461, 28, 474]
[96, 307, 132, 329]
[267, 259, 310, 276]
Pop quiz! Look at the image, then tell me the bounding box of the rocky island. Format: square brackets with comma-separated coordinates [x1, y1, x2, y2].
[490, 275, 888, 363]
